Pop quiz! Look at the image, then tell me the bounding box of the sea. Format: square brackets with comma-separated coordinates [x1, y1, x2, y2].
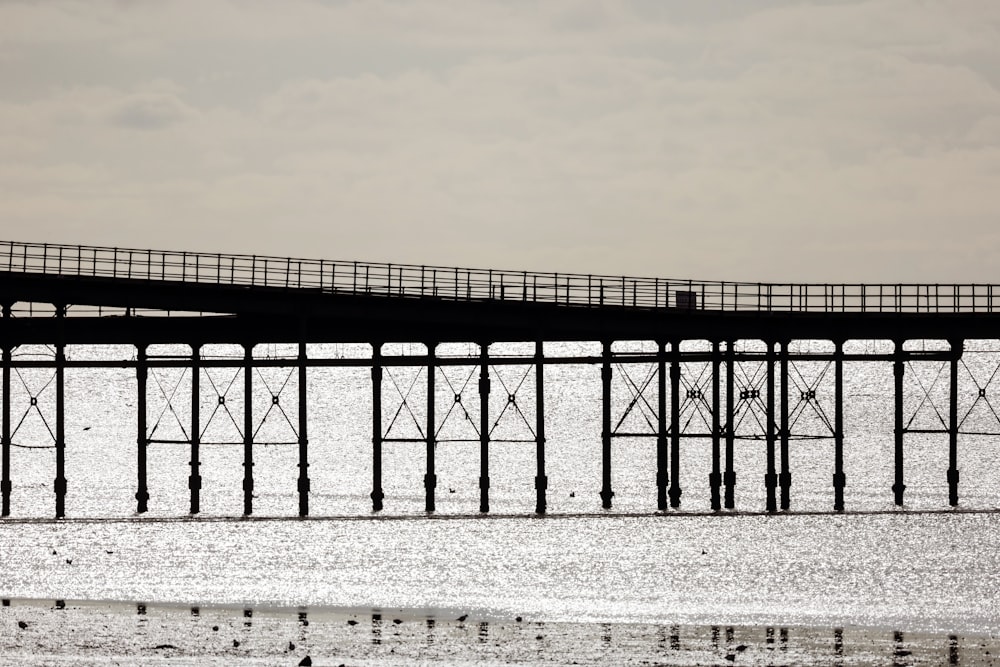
[2, 340, 999, 664]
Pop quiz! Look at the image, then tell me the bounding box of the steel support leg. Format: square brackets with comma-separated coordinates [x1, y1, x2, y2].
[425, 343, 436, 513]
[779, 341, 791, 511]
[297, 341, 309, 517]
[724, 341, 736, 509]
[710, 341, 721, 511]
[833, 342, 845, 512]
[600, 341, 614, 509]
[765, 341, 777, 513]
[478, 343, 490, 513]
[893, 350, 906, 506]
[190, 344, 202, 515]
[479, 342, 490, 514]
[2, 344, 11, 517]
[948, 340, 962, 507]
[656, 341, 668, 511]
[371, 344, 384, 512]
[243, 343, 254, 516]
[535, 341, 547, 515]
[668, 344, 682, 509]
[55, 340, 66, 519]
[136, 345, 149, 514]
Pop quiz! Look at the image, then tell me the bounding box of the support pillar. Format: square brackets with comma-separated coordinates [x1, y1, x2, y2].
[297, 341, 309, 517]
[656, 341, 668, 511]
[724, 341, 736, 509]
[779, 341, 791, 511]
[242, 343, 254, 516]
[893, 344, 906, 506]
[833, 341, 846, 512]
[190, 344, 202, 515]
[599, 341, 614, 509]
[425, 343, 437, 513]
[371, 343, 384, 512]
[2, 342, 11, 517]
[55, 345, 66, 518]
[765, 341, 777, 513]
[478, 343, 490, 513]
[54, 305, 66, 519]
[710, 341, 722, 511]
[668, 343, 682, 509]
[136, 344, 149, 514]
[534, 341, 547, 515]
[948, 339, 962, 507]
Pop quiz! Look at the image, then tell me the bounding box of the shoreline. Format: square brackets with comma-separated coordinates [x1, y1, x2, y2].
[2, 596, 997, 665]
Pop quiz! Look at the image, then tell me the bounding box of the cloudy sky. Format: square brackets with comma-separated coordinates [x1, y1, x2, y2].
[2, 0, 999, 282]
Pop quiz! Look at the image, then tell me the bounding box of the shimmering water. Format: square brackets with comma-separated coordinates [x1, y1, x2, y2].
[2, 341, 1000, 638]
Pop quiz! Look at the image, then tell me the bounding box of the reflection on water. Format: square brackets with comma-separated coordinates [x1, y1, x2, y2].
[0, 598, 993, 665]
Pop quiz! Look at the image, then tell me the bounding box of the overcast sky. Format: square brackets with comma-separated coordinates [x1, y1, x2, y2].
[2, 0, 999, 282]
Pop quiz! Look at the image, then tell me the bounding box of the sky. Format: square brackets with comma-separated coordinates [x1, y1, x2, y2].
[2, 0, 999, 282]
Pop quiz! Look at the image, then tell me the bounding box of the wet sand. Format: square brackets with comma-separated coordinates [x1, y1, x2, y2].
[2, 597, 997, 666]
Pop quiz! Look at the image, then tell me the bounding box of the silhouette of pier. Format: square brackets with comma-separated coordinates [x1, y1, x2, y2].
[2, 240, 1000, 518]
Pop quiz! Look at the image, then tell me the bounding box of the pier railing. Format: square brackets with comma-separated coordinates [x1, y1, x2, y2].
[2, 240, 998, 313]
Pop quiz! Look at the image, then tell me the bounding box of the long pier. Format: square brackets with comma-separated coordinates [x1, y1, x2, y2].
[2, 241, 999, 518]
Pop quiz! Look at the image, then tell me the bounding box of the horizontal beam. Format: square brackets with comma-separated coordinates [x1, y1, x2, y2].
[0, 351, 958, 369]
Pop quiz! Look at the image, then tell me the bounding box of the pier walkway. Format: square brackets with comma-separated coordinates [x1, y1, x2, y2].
[1, 241, 999, 518]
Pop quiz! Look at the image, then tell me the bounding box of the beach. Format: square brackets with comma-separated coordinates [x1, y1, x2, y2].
[4, 597, 997, 666]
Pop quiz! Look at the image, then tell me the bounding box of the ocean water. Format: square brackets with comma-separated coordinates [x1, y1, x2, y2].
[2, 341, 1000, 640]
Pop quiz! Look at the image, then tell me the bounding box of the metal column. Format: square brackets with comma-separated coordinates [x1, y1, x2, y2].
[948, 339, 962, 507]
[600, 341, 614, 509]
[190, 344, 201, 514]
[668, 343, 682, 509]
[371, 343, 384, 512]
[656, 341, 668, 511]
[893, 343, 906, 506]
[243, 343, 254, 515]
[297, 341, 309, 517]
[54, 341, 66, 519]
[2, 342, 11, 517]
[724, 341, 736, 509]
[710, 340, 721, 511]
[534, 341, 547, 515]
[833, 341, 845, 512]
[425, 343, 437, 513]
[136, 344, 149, 514]
[478, 343, 490, 513]
[765, 341, 777, 513]
[779, 341, 791, 511]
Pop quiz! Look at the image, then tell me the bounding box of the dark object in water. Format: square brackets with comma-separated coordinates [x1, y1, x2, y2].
[154, 644, 176, 650]
[392, 618, 402, 625]
[288, 641, 295, 650]
[17, 621, 27, 630]
[347, 619, 357, 626]
[298, 657, 313, 666]
[457, 614, 468, 622]
[516, 616, 523, 622]
[232, 639, 240, 647]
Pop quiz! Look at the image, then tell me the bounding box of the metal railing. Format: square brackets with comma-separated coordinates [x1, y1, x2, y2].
[1, 240, 998, 314]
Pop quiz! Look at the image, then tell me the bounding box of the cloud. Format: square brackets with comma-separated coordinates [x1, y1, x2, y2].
[1, 1, 999, 283]
[105, 92, 195, 130]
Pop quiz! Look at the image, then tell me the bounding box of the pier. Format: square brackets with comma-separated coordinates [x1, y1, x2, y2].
[2, 240, 999, 518]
